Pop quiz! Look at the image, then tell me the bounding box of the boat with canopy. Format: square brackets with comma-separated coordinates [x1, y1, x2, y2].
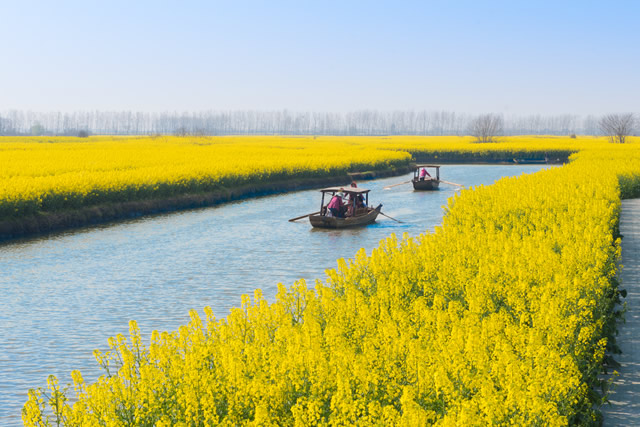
[289, 186, 383, 229]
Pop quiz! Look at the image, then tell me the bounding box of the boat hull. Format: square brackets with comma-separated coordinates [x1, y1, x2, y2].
[412, 179, 440, 191]
[309, 204, 382, 229]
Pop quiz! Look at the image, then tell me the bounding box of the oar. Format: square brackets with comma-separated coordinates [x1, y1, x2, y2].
[383, 180, 411, 190]
[288, 211, 320, 222]
[439, 180, 464, 187]
[379, 211, 403, 223]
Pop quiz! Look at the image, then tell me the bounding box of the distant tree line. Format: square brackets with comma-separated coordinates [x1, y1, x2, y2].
[0, 109, 635, 137]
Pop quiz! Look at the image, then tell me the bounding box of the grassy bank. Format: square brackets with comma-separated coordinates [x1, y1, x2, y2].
[0, 167, 410, 242]
[0, 136, 412, 221]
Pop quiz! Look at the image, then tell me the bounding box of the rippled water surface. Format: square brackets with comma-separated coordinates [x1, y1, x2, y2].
[0, 165, 550, 423]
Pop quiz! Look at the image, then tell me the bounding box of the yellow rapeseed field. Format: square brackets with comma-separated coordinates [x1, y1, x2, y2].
[2, 134, 635, 220]
[0, 135, 411, 219]
[16, 136, 640, 425]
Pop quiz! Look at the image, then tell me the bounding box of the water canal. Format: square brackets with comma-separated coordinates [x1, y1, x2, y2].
[0, 164, 550, 423]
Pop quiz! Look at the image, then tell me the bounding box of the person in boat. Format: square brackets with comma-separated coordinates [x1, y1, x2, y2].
[327, 190, 346, 218]
[419, 167, 431, 181]
[346, 182, 365, 217]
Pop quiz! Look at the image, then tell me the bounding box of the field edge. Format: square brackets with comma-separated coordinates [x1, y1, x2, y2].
[0, 166, 411, 243]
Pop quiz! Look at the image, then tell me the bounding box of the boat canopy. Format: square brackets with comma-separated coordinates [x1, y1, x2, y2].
[415, 164, 441, 169]
[318, 187, 370, 194]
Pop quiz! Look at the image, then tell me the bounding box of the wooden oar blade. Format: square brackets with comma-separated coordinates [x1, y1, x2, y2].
[383, 180, 411, 190]
[289, 211, 320, 222]
[379, 211, 403, 223]
[439, 180, 464, 187]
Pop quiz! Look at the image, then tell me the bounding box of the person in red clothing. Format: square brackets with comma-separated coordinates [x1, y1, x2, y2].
[419, 167, 431, 181]
[327, 189, 345, 217]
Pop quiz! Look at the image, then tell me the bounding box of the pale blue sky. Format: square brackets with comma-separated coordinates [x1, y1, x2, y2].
[1, 0, 638, 114]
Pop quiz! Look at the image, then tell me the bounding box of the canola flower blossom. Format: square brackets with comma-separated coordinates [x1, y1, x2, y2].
[17, 136, 640, 425]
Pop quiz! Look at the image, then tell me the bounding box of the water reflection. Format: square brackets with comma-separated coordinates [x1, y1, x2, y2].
[0, 165, 550, 424]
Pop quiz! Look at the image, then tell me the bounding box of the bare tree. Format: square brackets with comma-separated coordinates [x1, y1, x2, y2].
[469, 114, 503, 143]
[599, 113, 635, 143]
[174, 126, 188, 137]
[3, 109, 639, 137]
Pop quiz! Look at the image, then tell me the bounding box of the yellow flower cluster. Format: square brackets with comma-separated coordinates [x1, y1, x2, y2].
[0, 135, 411, 219]
[21, 137, 640, 425]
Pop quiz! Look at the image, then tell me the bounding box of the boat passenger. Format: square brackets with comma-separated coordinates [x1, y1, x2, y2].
[347, 193, 364, 217]
[348, 184, 365, 212]
[419, 168, 431, 181]
[327, 191, 345, 218]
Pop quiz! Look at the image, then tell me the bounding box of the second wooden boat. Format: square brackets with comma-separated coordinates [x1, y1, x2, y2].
[412, 165, 441, 190]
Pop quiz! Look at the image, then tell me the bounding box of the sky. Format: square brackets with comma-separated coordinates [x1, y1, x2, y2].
[1, 0, 638, 115]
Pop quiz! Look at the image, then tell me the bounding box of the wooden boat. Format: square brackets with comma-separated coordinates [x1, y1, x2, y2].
[308, 187, 382, 229]
[412, 165, 440, 191]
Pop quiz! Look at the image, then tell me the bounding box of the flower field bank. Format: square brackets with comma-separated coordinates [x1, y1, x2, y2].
[0, 135, 624, 222]
[377, 135, 616, 163]
[0, 136, 412, 220]
[19, 137, 640, 425]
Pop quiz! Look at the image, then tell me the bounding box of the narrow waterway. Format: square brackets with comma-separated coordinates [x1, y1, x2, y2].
[0, 165, 549, 424]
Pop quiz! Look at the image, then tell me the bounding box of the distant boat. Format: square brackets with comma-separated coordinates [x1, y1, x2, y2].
[308, 186, 382, 229]
[412, 165, 440, 191]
